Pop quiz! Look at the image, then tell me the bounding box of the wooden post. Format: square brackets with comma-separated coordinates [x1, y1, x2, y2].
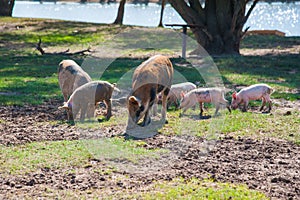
[165, 24, 200, 59]
[182, 25, 187, 59]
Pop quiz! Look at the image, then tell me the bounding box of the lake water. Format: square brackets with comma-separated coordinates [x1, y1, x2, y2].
[12, 1, 300, 36]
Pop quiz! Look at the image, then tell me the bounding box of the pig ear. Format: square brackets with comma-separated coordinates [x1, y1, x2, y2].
[128, 96, 141, 107]
[180, 91, 185, 98]
[112, 83, 121, 93]
[232, 92, 237, 99]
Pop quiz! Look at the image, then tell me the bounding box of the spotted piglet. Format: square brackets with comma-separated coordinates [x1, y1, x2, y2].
[180, 88, 231, 117]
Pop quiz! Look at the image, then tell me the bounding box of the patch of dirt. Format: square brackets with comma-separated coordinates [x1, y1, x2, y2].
[241, 46, 300, 56]
[0, 100, 299, 199]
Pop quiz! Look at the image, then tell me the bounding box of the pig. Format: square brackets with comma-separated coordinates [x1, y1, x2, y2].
[127, 55, 173, 129]
[179, 88, 231, 117]
[58, 81, 119, 122]
[58, 59, 92, 101]
[58, 60, 92, 120]
[231, 83, 274, 112]
[158, 82, 197, 109]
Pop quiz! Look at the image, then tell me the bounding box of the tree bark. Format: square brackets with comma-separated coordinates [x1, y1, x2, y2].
[158, 0, 166, 27]
[0, 0, 15, 16]
[168, 0, 259, 55]
[113, 0, 126, 25]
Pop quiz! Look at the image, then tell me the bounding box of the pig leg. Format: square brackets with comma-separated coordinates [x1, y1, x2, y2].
[161, 89, 169, 123]
[166, 99, 171, 110]
[63, 94, 68, 103]
[214, 103, 220, 116]
[67, 109, 74, 122]
[259, 97, 266, 111]
[80, 104, 87, 122]
[152, 96, 158, 116]
[242, 99, 249, 112]
[104, 99, 112, 120]
[87, 103, 95, 119]
[141, 109, 151, 126]
[268, 101, 272, 112]
[226, 103, 232, 113]
[221, 99, 231, 113]
[152, 103, 158, 116]
[72, 104, 80, 121]
[179, 105, 189, 117]
[264, 94, 272, 112]
[199, 102, 204, 116]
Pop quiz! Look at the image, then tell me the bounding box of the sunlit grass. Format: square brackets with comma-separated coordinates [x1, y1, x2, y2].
[0, 137, 162, 175]
[0, 140, 91, 175]
[135, 178, 269, 200]
[162, 107, 300, 144]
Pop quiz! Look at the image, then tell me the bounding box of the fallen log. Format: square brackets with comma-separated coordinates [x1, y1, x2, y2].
[36, 38, 92, 55]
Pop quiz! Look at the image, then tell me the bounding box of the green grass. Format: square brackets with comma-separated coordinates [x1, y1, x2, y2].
[1, 18, 299, 105]
[135, 178, 268, 200]
[215, 54, 299, 100]
[0, 140, 91, 175]
[162, 108, 300, 144]
[82, 137, 162, 163]
[4, 178, 269, 200]
[0, 136, 163, 175]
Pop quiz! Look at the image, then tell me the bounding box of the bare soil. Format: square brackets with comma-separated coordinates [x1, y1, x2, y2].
[0, 99, 299, 199]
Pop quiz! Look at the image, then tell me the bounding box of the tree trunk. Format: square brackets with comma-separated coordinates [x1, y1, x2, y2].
[158, 0, 166, 27]
[0, 0, 15, 16]
[168, 0, 259, 55]
[113, 0, 126, 25]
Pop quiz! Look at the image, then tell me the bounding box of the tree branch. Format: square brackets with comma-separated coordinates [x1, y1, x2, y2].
[243, 0, 259, 26]
[168, 0, 205, 26]
[241, 26, 250, 39]
[36, 38, 45, 55]
[36, 38, 91, 56]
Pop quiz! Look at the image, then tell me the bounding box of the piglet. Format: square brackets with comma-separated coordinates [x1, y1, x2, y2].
[231, 83, 274, 112]
[180, 88, 231, 117]
[157, 82, 197, 109]
[59, 81, 120, 122]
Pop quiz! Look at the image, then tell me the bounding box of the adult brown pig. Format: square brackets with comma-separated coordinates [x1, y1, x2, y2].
[127, 55, 173, 129]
